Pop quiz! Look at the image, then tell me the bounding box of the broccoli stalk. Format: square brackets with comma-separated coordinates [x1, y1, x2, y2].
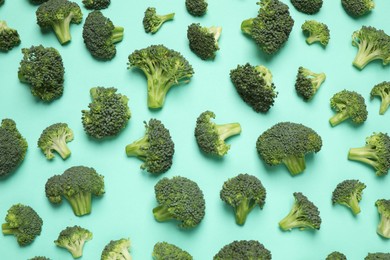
[111, 27, 124, 43]
[216, 123, 241, 142]
[371, 82, 390, 115]
[101, 238, 132, 260]
[125, 135, 148, 159]
[152, 205, 174, 222]
[375, 199, 390, 238]
[64, 192, 92, 217]
[282, 155, 306, 176]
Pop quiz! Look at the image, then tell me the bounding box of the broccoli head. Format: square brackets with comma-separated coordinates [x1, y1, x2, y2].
[0, 0, 3, 5]
[82, 0, 110, 10]
[30, 0, 49, 4]
[153, 176, 205, 229]
[38, 123, 73, 160]
[331, 179, 366, 215]
[187, 23, 222, 60]
[2, 204, 43, 246]
[213, 240, 272, 260]
[125, 119, 174, 174]
[365, 253, 390, 260]
[81, 87, 131, 139]
[295, 66, 326, 101]
[220, 173, 266, 225]
[326, 251, 347, 260]
[348, 132, 390, 176]
[152, 242, 193, 260]
[375, 199, 390, 239]
[185, 0, 207, 16]
[45, 166, 105, 216]
[54, 225, 92, 258]
[342, 0, 375, 17]
[301, 20, 330, 46]
[371, 81, 390, 115]
[0, 21, 21, 51]
[256, 122, 322, 175]
[101, 238, 131, 260]
[29, 257, 51, 260]
[128, 44, 194, 109]
[143, 7, 175, 34]
[291, 0, 323, 14]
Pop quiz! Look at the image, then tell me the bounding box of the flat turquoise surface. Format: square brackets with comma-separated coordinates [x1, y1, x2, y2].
[1, 0, 390, 259]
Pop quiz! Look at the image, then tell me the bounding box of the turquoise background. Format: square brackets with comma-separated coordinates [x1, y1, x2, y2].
[1, 0, 390, 259]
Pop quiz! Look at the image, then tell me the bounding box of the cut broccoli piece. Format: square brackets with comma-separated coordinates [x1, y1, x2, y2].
[331, 179, 366, 215]
[185, 0, 207, 16]
[301, 20, 330, 46]
[38, 123, 73, 160]
[54, 225, 92, 258]
[326, 251, 347, 260]
[82, 0, 109, 10]
[213, 240, 271, 260]
[30, 0, 49, 4]
[291, 0, 323, 14]
[143, 7, 175, 34]
[101, 238, 131, 260]
[365, 253, 390, 260]
[375, 199, 390, 239]
[0, 0, 3, 5]
[295, 66, 326, 101]
[152, 242, 193, 260]
[0, 21, 21, 51]
[371, 81, 390, 115]
[29, 257, 51, 260]
[342, 0, 375, 17]
[187, 23, 222, 60]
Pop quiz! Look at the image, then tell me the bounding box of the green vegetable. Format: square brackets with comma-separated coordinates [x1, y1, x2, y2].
[0, 21, 21, 51]
[29, 257, 51, 260]
[365, 253, 390, 260]
[342, 0, 375, 17]
[82, 0, 110, 10]
[331, 179, 366, 215]
[375, 199, 390, 239]
[213, 240, 271, 260]
[143, 7, 175, 34]
[54, 225, 92, 259]
[291, 0, 323, 14]
[371, 81, 390, 115]
[152, 242, 193, 260]
[187, 23, 222, 60]
[38, 123, 73, 160]
[185, 0, 207, 16]
[301, 20, 330, 46]
[101, 238, 131, 260]
[326, 251, 347, 260]
[295, 66, 326, 101]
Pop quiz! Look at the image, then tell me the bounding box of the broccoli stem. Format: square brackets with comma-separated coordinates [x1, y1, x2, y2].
[63, 242, 84, 258]
[348, 196, 361, 215]
[146, 73, 171, 109]
[1, 223, 16, 235]
[379, 95, 390, 115]
[152, 205, 174, 222]
[159, 13, 175, 23]
[352, 40, 383, 69]
[52, 136, 71, 159]
[329, 111, 349, 126]
[278, 206, 302, 231]
[235, 197, 255, 225]
[282, 155, 306, 175]
[65, 192, 92, 216]
[377, 215, 390, 238]
[125, 135, 148, 160]
[216, 123, 241, 141]
[348, 147, 378, 169]
[51, 13, 74, 44]
[240, 18, 254, 35]
[306, 36, 322, 45]
[111, 26, 124, 44]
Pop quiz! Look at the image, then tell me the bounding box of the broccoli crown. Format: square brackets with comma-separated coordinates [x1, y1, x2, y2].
[342, 0, 375, 17]
[352, 26, 390, 69]
[125, 119, 175, 174]
[127, 44, 194, 109]
[301, 20, 330, 46]
[185, 0, 207, 16]
[101, 238, 131, 260]
[0, 0, 3, 5]
[82, 0, 110, 10]
[36, 0, 83, 44]
[187, 23, 222, 60]
[45, 166, 105, 216]
[153, 176, 206, 228]
[29, 257, 51, 260]
[279, 192, 321, 231]
[18, 45, 65, 102]
[220, 173, 266, 225]
[326, 251, 347, 260]
[82, 10, 124, 60]
[256, 121, 322, 175]
[295, 66, 326, 101]
[375, 199, 390, 239]
[371, 81, 390, 115]
[0, 21, 21, 51]
[194, 110, 241, 157]
[143, 7, 175, 34]
[152, 242, 193, 260]
[213, 240, 272, 260]
[329, 89, 367, 127]
[81, 87, 131, 139]
[331, 179, 366, 215]
[291, 0, 323, 14]
[365, 253, 390, 260]
[38, 123, 73, 160]
[2, 204, 43, 246]
[54, 225, 92, 258]
[30, 0, 49, 4]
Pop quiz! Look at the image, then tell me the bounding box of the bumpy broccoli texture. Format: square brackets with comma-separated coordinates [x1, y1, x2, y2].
[0, 119, 28, 178]
[82, 0, 109, 10]
[342, 0, 375, 17]
[54, 225, 92, 258]
[143, 7, 175, 34]
[213, 240, 272, 260]
[152, 242, 193, 260]
[326, 251, 347, 260]
[29, 257, 51, 260]
[331, 179, 366, 215]
[128, 44, 194, 109]
[365, 253, 390, 260]
[0, 0, 3, 5]
[295, 66, 326, 101]
[45, 166, 105, 216]
[185, 0, 207, 16]
[30, 0, 49, 4]
[187, 23, 222, 60]
[2, 204, 43, 246]
[38, 123, 73, 160]
[0, 21, 21, 51]
[101, 238, 131, 260]
[291, 0, 323, 14]
[301, 20, 330, 46]
[375, 199, 390, 239]
[371, 81, 390, 115]
[153, 176, 205, 229]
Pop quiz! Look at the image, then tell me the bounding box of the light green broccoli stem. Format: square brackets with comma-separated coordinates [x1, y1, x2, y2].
[311, 73, 326, 91]
[209, 26, 222, 42]
[240, 18, 254, 36]
[348, 147, 379, 169]
[145, 73, 174, 109]
[152, 205, 174, 222]
[352, 40, 383, 69]
[111, 26, 124, 43]
[52, 13, 75, 44]
[348, 196, 361, 215]
[279, 205, 302, 231]
[64, 192, 92, 216]
[51, 136, 71, 159]
[235, 197, 255, 225]
[282, 155, 306, 175]
[125, 135, 148, 160]
[329, 111, 349, 127]
[379, 95, 390, 115]
[216, 123, 241, 141]
[56, 240, 85, 258]
[159, 13, 175, 24]
[377, 215, 390, 238]
[306, 35, 322, 45]
[2, 223, 16, 235]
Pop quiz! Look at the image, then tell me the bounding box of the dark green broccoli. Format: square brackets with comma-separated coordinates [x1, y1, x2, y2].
[54, 225, 92, 258]
[0, 119, 28, 178]
[213, 240, 271, 260]
[187, 23, 222, 60]
[220, 173, 266, 225]
[241, 0, 294, 55]
[352, 26, 390, 70]
[143, 7, 175, 34]
[348, 132, 390, 176]
[295, 66, 326, 101]
[38, 123, 73, 160]
[365, 253, 390, 260]
[185, 0, 207, 16]
[36, 0, 83, 44]
[125, 119, 174, 174]
[291, 0, 323, 14]
[29, 257, 51, 260]
[153, 176, 205, 229]
[45, 166, 105, 216]
[301, 20, 330, 46]
[375, 199, 390, 239]
[326, 251, 347, 260]
[329, 89, 367, 127]
[18, 45, 65, 102]
[101, 238, 131, 260]
[256, 122, 322, 175]
[29, 0, 49, 4]
[81, 87, 131, 139]
[0, 21, 21, 51]
[152, 242, 193, 260]
[342, 0, 375, 17]
[82, 10, 124, 60]
[0, 0, 3, 5]
[82, 0, 109, 10]
[2, 204, 43, 246]
[127, 45, 194, 109]
[279, 192, 321, 231]
[371, 81, 390, 115]
[331, 179, 366, 215]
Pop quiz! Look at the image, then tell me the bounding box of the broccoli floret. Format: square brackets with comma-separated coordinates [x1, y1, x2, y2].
[220, 173, 266, 225]
[331, 179, 366, 215]
[36, 0, 82, 44]
[256, 122, 322, 175]
[365, 253, 390, 260]
[127, 44, 194, 109]
[153, 176, 205, 229]
[342, 0, 375, 17]
[81, 87, 131, 139]
[185, 0, 207, 16]
[348, 132, 390, 176]
[30, 0, 49, 4]
[2, 204, 43, 246]
[351, 26, 390, 70]
[101, 238, 131, 260]
[329, 89, 367, 127]
[194, 111, 241, 157]
[45, 166, 105, 216]
[152, 242, 193, 260]
[375, 199, 390, 239]
[279, 192, 321, 231]
[295, 66, 326, 101]
[241, 0, 294, 55]
[143, 7, 175, 34]
[0, 0, 3, 5]
[0, 21, 21, 51]
[29, 257, 51, 260]
[82, 0, 109, 10]
[291, 0, 323, 14]
[301, 20, 330, 46]
[326, 251, 347, 260]
[371, 81, 390, 115]
[0, 119, 28, 178]
[125, 119, 174, 174]
[54, 225, 92, 258]
[38, 123, 73, 160]
[213, 240, 271, 260]
[18, 45, 65, 102]
[187, 23, 222, 60]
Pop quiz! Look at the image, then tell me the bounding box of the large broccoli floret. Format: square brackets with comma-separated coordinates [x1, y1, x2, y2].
[36, 0, 83, 44]
[326, 251, 347, 260]
[38, 123, 73, 160]
[2, 204, 43, 246]
[220, 173, 266, 225]
[128, 44, 194, 109]
[82, 0, 110, 10]
[371, 81, 390, 115]
[185, 0, 207, 16]
[256, 122, 322, 175]
[153, 176, 205, 229]
[187, 23, 222, 60]
[213, 240, 272, 260]
[291, 0, 323, 14]
[101, 238, 131, 260]
[143, 7, 175, 34]
[375, 199, 390, 239]
[365, 253, 390, 260]
[54, 225, 92, 258]
[295, 66, 326, 101]
[331, 179, 366, 215]
[45, 166, 105, 216]
[301, 20, 330, 46]
[0, 119, 28, 178]
[348, 132, 390, 176]
[0, 21, 21, 51]
[241, 0, 294, 55]
[342, 0, 375, 17]
[152, 242, 193, 260]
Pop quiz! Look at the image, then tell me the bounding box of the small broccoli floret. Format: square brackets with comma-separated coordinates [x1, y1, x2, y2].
[220, 173, 266, 225]
[45, 166, 105, 216]
[331, 179, 366, 215]
[82, 0, 109, 10]
[213, 240, 271, 260]
[371, 81, 390, 115]
[0, 21, 21, 51]
[301, 20, 330, 46]
[152, 242, 193, 260]
[2, 204, 43, 246]
[29, 257, 51, 260]
[38, 123, 73, 160]
[329, 89, 367, 127]
[127, 45, 194, 109]
[279, 192, 321, 231]
[375, 199, 390, 239]
[365, 253, 390, 260]
[187, 23, 222, 60]
[291, 0, 323, 14]
[0, 0, 3, 5]
[54, 225, 92, 258]
[326, 251, 347, 260]
[153, 176, 205, 229]
[185, 0, 207, 16]
[30, 0, 49, 4]
[101, 238, 131, 260]
[342, 0, 375, 17]
[143, 7, 175, 34]
[348, 132, 390, 176]
[295, 66, 326, 101]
